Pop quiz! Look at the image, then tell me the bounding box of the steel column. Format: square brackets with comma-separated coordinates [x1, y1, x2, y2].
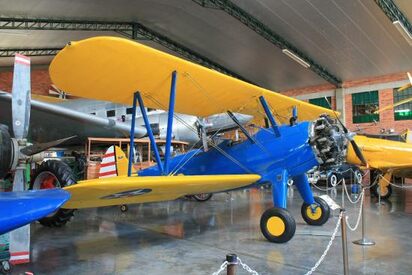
[164, 71, 177, 174]
[136, 92, 164, 175]
[259, 96, 280, 137]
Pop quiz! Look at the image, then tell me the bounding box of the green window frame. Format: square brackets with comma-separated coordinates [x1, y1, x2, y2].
[309, 96, 331, 109]
[352, 91, 379, 123]
[394, 86, 412, 121]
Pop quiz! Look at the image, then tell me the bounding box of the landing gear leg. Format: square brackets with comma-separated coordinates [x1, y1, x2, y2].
[260, 169, 296, 243]
[294, 174, 330, 225]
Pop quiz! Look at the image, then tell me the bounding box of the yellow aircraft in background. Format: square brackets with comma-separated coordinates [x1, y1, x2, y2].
[347, 131, 412, 199]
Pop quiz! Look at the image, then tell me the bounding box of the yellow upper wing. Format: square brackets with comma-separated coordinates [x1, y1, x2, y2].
[50, 36, 335, 125]
[63, 174, 260, 209]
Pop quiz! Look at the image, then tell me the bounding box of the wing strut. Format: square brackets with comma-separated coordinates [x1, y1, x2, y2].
[164, 71, 177, 174]
[227, 111, 256, 143]
[259, 96, 280, 137]
[128, 92, 139, 176]
[136, 92, 164, 175]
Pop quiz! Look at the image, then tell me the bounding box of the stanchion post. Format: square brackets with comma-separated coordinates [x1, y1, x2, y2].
[226, 254, 237, 275]
[353, 190, 375, 246]
[340, 209, 349, 275]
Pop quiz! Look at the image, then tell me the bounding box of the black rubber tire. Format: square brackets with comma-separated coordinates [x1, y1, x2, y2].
[301, 196, 330, 226]
[193, 193, 213, 202]
[260, 207, 296, 243]
[0, 260, 12, 274]
[0, 124, 11, 179]
[327, 173, 339, 187]
[30, 160, 76, 227]
[120, 204, 128, 212]
[371, 183, 392, 200]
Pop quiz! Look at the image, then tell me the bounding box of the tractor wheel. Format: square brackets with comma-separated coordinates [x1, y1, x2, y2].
[301, 196, 330, 226]
[260, 207, 296, 243]
[30, 160, 76, 227]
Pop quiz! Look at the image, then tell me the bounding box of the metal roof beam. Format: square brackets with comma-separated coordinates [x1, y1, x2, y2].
[0, 17, 251, 82]
[0, 47, 61, 57]
[192, 0, 342, 87]
[374, 0, 412, 35]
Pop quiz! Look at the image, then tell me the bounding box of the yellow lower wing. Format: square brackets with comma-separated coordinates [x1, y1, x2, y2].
[63, 174, 260, 209]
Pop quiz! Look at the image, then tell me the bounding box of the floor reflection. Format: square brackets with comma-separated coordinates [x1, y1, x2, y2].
[12, 185, 412, 274]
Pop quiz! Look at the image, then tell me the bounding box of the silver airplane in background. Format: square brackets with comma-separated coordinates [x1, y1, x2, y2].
[0, 93, 252, 146]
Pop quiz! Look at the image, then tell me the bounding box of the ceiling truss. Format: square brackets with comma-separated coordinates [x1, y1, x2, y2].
[192, 0, 342, 87]
[0, 17, 252, 83]
[374, 0, 412, 34]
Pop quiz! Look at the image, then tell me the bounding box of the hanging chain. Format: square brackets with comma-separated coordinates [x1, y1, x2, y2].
[345, 190, 365, 231]
[237, 257, 259, 275]
[305, 211, 343, 275]
[212, 261, 228, 275]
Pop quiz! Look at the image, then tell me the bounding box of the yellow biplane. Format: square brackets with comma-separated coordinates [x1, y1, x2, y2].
[38, 36, 366, 243]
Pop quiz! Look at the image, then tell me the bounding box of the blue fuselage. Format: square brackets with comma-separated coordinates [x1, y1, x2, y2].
[139, 122, 319, 185]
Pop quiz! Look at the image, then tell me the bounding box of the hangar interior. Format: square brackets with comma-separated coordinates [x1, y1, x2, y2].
[0, 0, 412, 274]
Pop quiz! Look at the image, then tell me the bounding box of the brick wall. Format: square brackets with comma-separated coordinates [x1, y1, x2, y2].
[0, 68, 51, 95]
[281, 72, 412, 134]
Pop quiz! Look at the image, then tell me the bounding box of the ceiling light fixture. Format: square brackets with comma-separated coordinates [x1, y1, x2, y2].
[393, 20, 412, 46]
[282, 49, 310, 68]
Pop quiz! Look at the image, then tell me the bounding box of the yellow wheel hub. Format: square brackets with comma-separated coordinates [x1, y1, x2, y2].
[267, 216, 285, 236]
[306, 206, 322, 220]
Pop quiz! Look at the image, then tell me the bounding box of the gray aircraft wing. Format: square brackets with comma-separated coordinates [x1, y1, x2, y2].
[0, 92, 146, 144]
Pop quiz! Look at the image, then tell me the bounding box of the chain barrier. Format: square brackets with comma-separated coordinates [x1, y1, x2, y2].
[378, 174, 412, 189]
[305, 211, 343, 275]
[212, 257, 259, 275]
[238, 257, 259, 275]
[212, 261, 228, 275]
[345, 190, 364, 231]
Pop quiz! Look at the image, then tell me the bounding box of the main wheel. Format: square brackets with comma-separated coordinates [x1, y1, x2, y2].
[193, 193, 213, 202]
[30, 160, 76, 227]
[260, 207, 296, 243]
[371, 184, 392, 200]
[301, 197, 330, 226]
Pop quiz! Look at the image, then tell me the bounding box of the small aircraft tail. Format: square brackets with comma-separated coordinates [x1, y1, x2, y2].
[99, 145, 133, 178]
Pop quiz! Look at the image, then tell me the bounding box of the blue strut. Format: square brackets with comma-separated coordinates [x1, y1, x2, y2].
[164, 71, 177, 174]
[259, 96, 280, 137]
[128, 92, 138, 177]
[136, 92, 164, 175]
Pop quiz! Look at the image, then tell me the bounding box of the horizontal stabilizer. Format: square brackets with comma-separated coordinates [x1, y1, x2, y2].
[63, 174, 261, 209]
[0, 189, 71, 234]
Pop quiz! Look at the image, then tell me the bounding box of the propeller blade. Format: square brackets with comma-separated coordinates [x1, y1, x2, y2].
[323, 96, 368, 166]
[350, 140, 367, 167]
[12, 169, 25, 191]
[20, 136, 76, 156]
[11, 54, 31, 139]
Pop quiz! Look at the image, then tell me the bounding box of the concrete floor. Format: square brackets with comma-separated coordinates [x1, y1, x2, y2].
[14, 186, 412, 275]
